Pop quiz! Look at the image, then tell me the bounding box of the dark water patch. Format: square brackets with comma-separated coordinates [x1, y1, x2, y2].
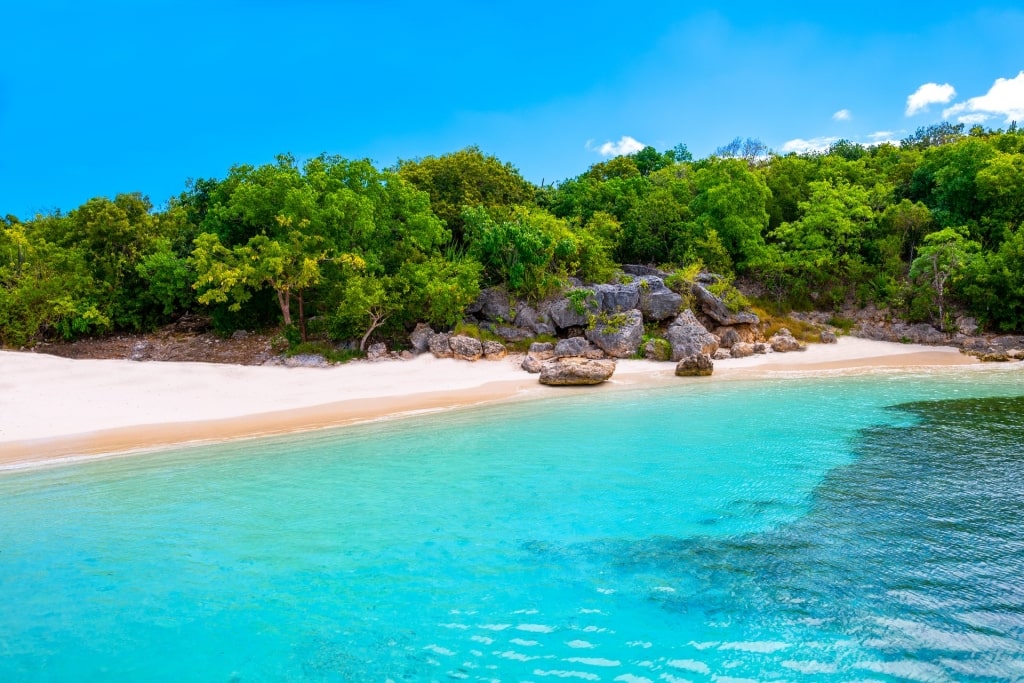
[558, 394, 1024, 681]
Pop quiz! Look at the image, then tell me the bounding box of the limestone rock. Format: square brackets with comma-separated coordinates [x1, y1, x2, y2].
[549, 293, 598, 329]
[769, 328, 806, 353]
[754, 342, 768, 354]
[820, 330, 838, 344]
[691, 283, 759, 326]
[367, 342, 388, 361]
[637, 276, 683, 321]
[675, 353, 714, 377]
[585, 309, 645, 358]
[730, 342, 755, 358]
[718, 328, 741, 348]
[467, 286, 511, 322]
[428, 332, 453, 358]
[666, 310, 720, 361]
[400, 350, 415, 360]
[514, 304, 556, 337]
[409, 323, 434, 354]
[450, 335, 483, 361]
[643, 338, 672, 362]
[482, 341, 507, 360]
[554, 336, 591, 358]
[713, 348, 732, 361]
[521, 356, 543, 373]
[591, 282, 640, 313]
[539, 357, 616, 385]
[527, 342, 555, 360]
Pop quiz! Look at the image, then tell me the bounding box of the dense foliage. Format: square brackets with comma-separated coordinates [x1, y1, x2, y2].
[3, 124, 1024, 349]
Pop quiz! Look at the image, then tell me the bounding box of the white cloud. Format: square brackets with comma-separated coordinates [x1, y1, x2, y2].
[868, 130, 894, 141]
[943, 71, 1024, 124]
[781, 136, 838, 154]
[589, 135, 646, 157]
[906, 82, 956, 116]
[832, 109, 852, 121]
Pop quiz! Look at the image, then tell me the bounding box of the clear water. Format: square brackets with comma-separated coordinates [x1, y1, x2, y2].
[1, 367, 1023, 682]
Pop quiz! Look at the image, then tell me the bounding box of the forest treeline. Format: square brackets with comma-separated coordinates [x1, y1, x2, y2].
[2, 122, 1023, 349]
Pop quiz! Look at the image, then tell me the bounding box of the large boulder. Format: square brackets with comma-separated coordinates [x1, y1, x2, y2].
[637, 276, 683, 321]
[539, 358, 616, 385]
[450, 335, 483, 361]
[730, 342, 755, 358]
[718, 327, 741, 348]
[585, 309, 645, 358]
[666, 310, 720, 361]
[554, 336, 591, 358]
[482, 341, 507, 360]
[467, 286, 512, 322]
[409, 323, 434, 354]
[769, 328, 806, 353]
[521, 356, 543, 373]
[428, 332, 453, 358]
[714, 324, 758, 345]
[691, 283, 759, 326]
[591, 282, 640, 313]
[675, 353, 714, 377]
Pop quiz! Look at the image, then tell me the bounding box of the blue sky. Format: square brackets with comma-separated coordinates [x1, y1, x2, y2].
[2, 1, 1023, 218]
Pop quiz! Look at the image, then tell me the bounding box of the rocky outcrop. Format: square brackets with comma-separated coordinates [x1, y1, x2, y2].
[467, 286, 512, 322]
[482, 341, 507, 360]
[637, 276, 683, 321]
[554, 336, 591, 358]
[367, 342, 388, 361]
[666, 310, 720, 361]
[691, 283, 759, 326]
[591, 282, 640, 312]
[513, 304, 556, 337]
[586, 309, 644, 358]
[409, 323, 434, 354]
[539, 357, 616, 385]
[643, 338, 672, 361]
[769, 328, 806, 353]
[428, 332, 453, 358]
[521, 355, 543, 373]
[675, 353, 713, 377]
[718, 328, 741, 348]
[481, 323, 534, 342]
[527, 341, 555, 360]
[450, 335, 483, 361]
[549, 294, 598, 329]
[820, 330, 838, 344]
[730, 342, 755, 358]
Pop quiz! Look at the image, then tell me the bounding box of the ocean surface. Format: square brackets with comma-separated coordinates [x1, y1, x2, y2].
[1, 366, 1023, 682]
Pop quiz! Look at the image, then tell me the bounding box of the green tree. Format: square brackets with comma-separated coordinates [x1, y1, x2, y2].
[909, 227, 980, 327]
[397, 146, 535, 243]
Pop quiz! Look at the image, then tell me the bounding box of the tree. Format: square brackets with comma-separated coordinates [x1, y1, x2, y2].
[909, 227, 979, 327]
[689, 158, 770, 271]
[397, 146, 535, 243]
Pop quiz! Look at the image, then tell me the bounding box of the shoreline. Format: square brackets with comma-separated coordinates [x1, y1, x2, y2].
[0, 338, 996, 471]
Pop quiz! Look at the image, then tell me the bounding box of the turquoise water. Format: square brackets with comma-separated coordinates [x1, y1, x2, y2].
[1, 367, 1023, 682]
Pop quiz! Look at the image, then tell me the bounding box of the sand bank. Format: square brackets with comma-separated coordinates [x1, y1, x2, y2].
[0, 338, 981, 469]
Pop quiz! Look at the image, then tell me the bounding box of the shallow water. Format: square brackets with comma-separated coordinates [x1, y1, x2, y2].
[1, 367, 1023, 682]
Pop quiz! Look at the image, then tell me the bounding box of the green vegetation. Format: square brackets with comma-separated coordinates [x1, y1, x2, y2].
[4, 126, 1024, 349]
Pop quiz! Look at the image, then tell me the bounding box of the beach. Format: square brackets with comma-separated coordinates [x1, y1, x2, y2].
[0, 338, 980, 468]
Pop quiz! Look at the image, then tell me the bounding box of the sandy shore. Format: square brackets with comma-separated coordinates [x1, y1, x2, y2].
[0, 338, 982, 469]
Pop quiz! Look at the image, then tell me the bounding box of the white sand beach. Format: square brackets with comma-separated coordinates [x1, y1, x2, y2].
[0, 338, 980, 468]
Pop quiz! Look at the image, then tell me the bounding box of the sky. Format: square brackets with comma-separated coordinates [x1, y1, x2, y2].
[2, 1, 1023, 218]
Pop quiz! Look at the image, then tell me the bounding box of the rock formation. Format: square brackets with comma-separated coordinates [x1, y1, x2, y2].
[539, 357, 616, 385]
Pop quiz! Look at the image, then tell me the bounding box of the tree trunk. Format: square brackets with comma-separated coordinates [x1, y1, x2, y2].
[298, 290, 307, 342]
[359, 311, 388, 352]
[276, 289, 292, 326]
